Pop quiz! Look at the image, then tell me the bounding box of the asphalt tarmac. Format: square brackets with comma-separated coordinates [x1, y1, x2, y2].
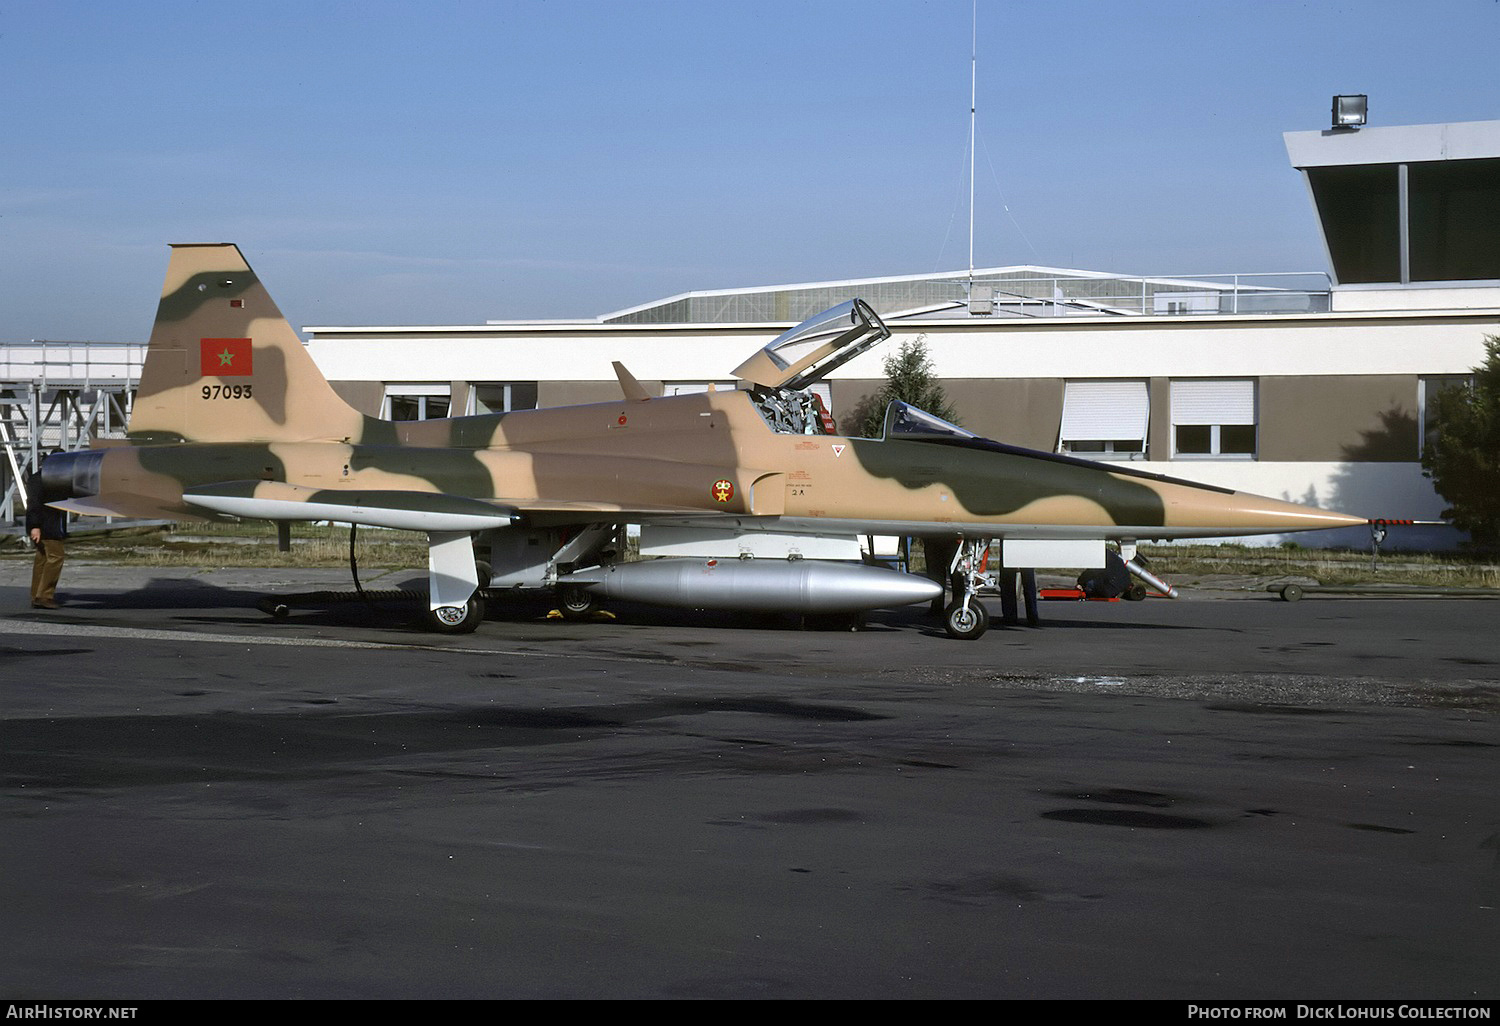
[1, 561, 1497, 1000]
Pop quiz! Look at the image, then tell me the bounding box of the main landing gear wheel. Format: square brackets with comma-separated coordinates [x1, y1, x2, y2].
[943, 599, 989, 640]
[425, 594, 485, 634]
[557, 584, 600, 622]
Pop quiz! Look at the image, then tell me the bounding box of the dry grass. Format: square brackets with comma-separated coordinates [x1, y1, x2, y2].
[1137, 542, 1500, 589]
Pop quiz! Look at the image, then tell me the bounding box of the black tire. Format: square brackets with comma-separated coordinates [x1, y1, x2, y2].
[425, 594, 485, 634]
[1280, 583, 1304, 603]
[557, 584, 599, 621]
[474, 561, 493, 590]
[944, 599, 989, 640]
[1124, 583, 1148, 601]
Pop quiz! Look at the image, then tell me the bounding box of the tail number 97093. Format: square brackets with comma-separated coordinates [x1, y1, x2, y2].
[202, 384, 254, 400]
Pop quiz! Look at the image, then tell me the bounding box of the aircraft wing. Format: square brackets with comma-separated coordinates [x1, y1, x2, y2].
[177, 481, 759, 531]
[499, 498, 731, 516]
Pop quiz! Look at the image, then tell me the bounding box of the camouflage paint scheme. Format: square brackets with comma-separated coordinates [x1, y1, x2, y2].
[45, 245, 1366, 631]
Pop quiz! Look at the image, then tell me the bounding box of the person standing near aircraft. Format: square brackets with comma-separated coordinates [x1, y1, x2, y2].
[26, 457, 68, 609]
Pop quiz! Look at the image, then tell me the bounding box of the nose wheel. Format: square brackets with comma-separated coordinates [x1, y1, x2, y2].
[942, 537, 994, 640]
[943, 598, 990, 640]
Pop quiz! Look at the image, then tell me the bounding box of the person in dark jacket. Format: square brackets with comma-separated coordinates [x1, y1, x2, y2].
[25, 462, 68, 609]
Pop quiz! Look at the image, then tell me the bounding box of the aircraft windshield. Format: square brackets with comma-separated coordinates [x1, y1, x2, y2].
[882, 401, 976, 441]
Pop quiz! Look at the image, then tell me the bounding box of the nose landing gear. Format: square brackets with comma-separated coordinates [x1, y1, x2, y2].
[942, 538, 994, 640]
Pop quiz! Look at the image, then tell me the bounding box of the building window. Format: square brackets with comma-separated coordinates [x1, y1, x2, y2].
[1408, 158, 1500, 282]
[382, 383, 450, 421]
[1171, 379, 1256, 458]
[1307, 164, 1401, 284]
[1419, 375, 1474, 456]
[470, 382, 538, 415]
[1058, 380, 1149, 459]
[1308, 157, 1500, 285]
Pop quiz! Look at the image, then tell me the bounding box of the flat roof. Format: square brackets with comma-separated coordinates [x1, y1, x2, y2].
[1285, 118, 1500, 168]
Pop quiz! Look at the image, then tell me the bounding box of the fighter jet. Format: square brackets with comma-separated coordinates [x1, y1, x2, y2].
[37, 244, 1367, 638]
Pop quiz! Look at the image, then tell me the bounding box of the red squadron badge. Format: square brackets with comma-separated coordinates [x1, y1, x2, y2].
[712, 479, 734, 503]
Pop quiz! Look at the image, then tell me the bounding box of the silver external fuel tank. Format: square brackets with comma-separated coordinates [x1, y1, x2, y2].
[563, 558, 943, 613]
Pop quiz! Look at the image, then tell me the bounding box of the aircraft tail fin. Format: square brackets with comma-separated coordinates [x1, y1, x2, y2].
[128, 244, 372, 444]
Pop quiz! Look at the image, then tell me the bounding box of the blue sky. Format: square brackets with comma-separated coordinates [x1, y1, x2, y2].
[3, 0, 1499, 340]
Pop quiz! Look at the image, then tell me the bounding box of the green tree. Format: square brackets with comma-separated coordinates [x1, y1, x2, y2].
[1422, 334, 1500, 548]
[848, 335, 960, 438]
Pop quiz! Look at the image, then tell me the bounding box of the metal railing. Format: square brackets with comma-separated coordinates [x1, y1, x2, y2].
[971, 271, 1334, 318]
[0, 340, 146, 387]
[605, 271, 1335, 324]
[1, 342, 143, 525]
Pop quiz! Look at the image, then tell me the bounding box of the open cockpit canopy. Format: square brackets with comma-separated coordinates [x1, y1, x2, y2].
[732, 299, 890, 391]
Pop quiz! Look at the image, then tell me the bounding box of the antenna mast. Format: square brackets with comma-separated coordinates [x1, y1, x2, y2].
[967, 0, 976, 291]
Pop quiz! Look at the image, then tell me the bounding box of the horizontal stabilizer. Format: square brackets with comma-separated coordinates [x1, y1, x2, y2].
[183, 481, 520, 531]
[50, 493, 214, 522]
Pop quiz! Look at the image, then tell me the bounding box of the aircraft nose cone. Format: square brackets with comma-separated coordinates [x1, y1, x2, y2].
[1204, 493, 1368, 532]
[1162, 480, 1368, 534]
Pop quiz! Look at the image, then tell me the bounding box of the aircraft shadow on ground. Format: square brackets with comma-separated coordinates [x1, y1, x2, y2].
[37, 576, 254, 612]
[8, 577, 1198, 637]
[1002, 615, 1196, 632]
